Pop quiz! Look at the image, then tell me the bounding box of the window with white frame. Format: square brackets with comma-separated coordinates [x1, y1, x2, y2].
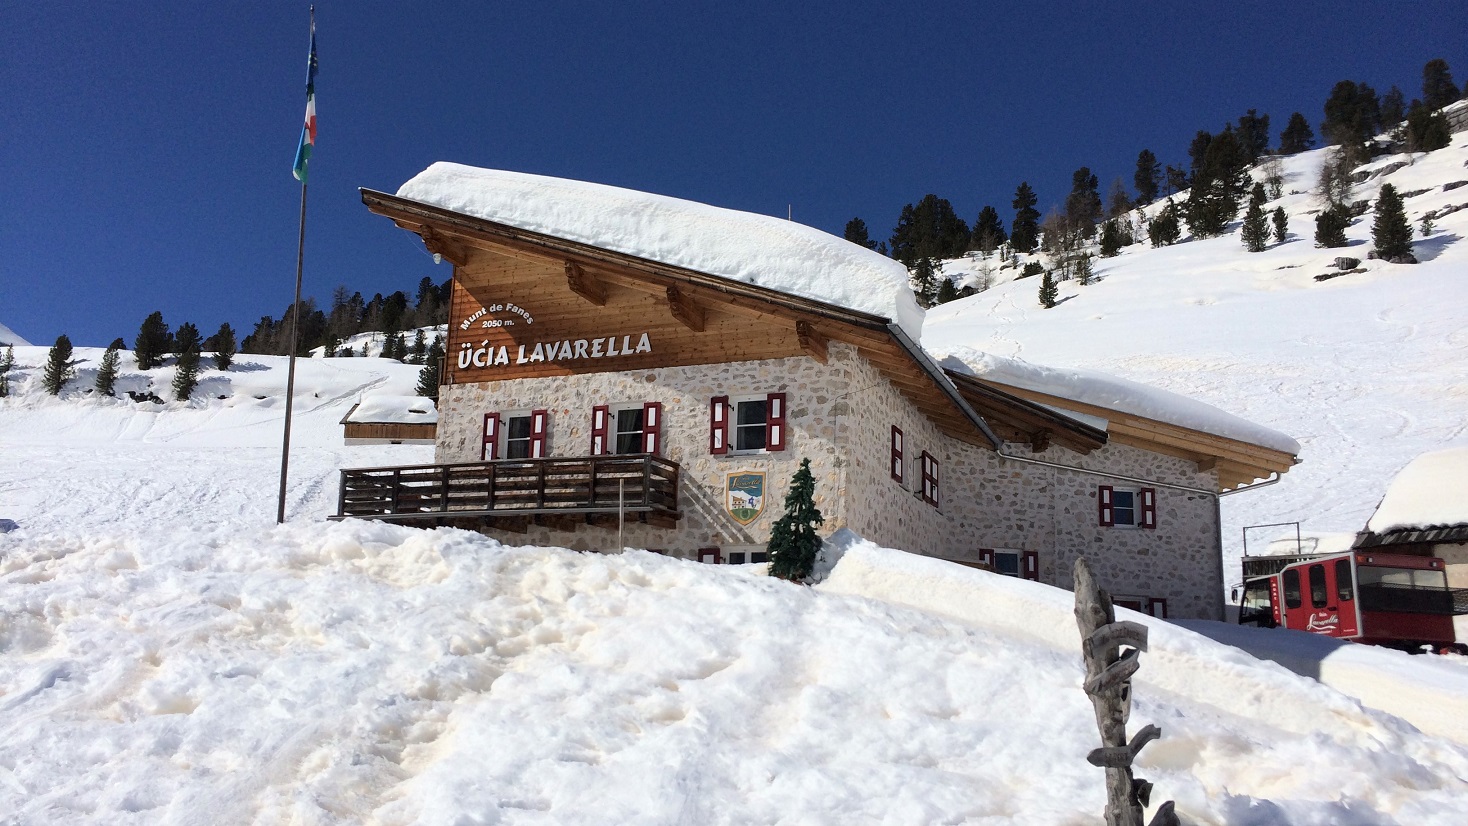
[481, 409, 548, 460]
[979, 548, 1039, 580]
[708, 393, 787, 455]
[592, 402, 663, 456]
[1098, 485, 1156, 528]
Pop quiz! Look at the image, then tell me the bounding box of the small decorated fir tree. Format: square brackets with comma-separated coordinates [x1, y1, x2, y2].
[767, 458, 824, 582]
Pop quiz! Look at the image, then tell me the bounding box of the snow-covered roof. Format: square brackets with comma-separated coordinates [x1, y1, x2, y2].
[344, 395, 438, 425]
[935, 347, 1301, 455]
[395, 163, 925, 340]
[0, 320, 30, 346]
[1367, 447, 1468, 533]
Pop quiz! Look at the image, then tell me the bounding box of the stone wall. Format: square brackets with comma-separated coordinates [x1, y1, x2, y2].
[435, 342, 1226, 618]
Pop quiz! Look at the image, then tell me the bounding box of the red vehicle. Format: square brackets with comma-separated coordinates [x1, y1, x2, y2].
[1237, 550, 1468, 653]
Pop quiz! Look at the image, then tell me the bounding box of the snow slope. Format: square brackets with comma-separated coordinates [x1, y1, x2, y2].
[5, 521, 1468, 824]
[924, 133, 1468, 575]
[0, 321, 29, 347]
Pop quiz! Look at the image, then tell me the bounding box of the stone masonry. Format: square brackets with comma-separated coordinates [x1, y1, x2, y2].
[435, 342, 1226, 619]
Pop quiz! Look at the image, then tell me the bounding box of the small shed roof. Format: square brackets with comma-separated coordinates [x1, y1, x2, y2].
[341, 396, 438, 426]
[1366, 447, 1468, 534]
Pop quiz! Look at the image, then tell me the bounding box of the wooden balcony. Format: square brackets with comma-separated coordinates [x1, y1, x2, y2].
[332, 454, 681, 531]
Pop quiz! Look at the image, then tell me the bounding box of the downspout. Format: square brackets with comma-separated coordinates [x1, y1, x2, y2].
[997, 445, 1281, 620]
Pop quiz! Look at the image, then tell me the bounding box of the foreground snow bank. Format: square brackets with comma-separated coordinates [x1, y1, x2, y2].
[5, 525, 1468, 824]
[395, 163, 926, 340]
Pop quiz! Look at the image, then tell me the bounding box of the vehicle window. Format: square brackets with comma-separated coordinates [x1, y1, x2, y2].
[1414, 568, 1447, 589]
[1308, 564, 1328, 608]
[1335, 559, 1353, 602]
[1357, 566, 1448, 590]
[1240, 580, 1276, 627]
[1283, 569, 1302, 609]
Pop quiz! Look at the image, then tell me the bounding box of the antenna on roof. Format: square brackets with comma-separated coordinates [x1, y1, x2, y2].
[787, 204, 792, 221]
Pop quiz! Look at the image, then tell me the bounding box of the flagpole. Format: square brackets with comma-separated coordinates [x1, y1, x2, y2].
[278, 6, 315, 524]
[277, 180, 307, 524]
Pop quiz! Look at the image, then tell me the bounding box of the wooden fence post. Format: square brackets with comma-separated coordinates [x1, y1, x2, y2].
[1074, 557, 1178, 826]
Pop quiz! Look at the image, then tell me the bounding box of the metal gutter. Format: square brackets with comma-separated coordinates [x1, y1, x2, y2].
[885, 323, 1003, 449]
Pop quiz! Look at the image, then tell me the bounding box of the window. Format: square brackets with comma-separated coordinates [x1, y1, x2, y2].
[723, 546, 770, 565]
[1308, 564, 1328, 608]
[1098, 485, 1156, 528]
[1115, 596, 1168, 617]
[920, 451, 939, 507]
[482, 409, 548, 459]
[978, 549, 1039, 581]
[593, 402, 662, 455]
[614, 407, 645, 454]
[1334, 558, 1354, 602]
[890, 426, 904, 484]
[1283, 568, 1302, 609]
[708, 393, 786, 455]
[1239, 580, 1277, 627]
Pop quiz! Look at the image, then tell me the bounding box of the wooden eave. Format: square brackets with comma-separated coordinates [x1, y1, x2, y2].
[945, 370, 1108, 455]
[361, 189, 1002, 449]
[967, 377, 1298, 490]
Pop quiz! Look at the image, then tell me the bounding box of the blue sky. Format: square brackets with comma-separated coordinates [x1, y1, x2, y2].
[2, 1, 1463, 346]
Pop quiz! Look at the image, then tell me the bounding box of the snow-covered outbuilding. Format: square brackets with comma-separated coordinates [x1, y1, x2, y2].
[340, 395, 437, 445]
[337, 164, 1299, 619]
[1355, 447, 1468, 587]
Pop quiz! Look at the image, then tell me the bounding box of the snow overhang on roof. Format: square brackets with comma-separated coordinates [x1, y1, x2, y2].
[393, 163, 926, 341]
[935, 347, 1300, 456]
[1365, 446, 1468, 534]
[341, 396, 438, 425]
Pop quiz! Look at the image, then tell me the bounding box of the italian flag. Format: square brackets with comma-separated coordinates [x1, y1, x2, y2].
[292, 17, 317, 183]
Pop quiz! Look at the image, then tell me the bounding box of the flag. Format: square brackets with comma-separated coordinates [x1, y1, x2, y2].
[292, 13, 317, 183]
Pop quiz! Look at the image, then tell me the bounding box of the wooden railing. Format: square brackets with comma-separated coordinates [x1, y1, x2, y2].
[333, 454, 680, 524]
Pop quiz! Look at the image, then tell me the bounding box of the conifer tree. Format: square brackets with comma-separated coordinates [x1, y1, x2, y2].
[970, 206, 1007, 253]
[134, 311, 170, 370]
[1404, 100, 1451, 153]
[1148, 200, 1182, 247]
[889, 195, 970, 268]
[1241, 200, 1269, 252]
[935, 277, 958, 304]
[95, 340, 121, 396]
[766, 458, 824, 582]
[1010, 182, 1041, 252]
[409, 329, 427, 364]
[1321, 80, 1380, 165]
[211, 322, 236, 370]
[1164, 165, 1189, 196]
[1099, 220, 1124, 257]
[1314, 205, 1350, 248]
[843, 218, 877, 250]
[1278, 112, 1315, 155]
[1038, 270, 1059, 308]
[1380, 86, 1406, 132]
[1184, 127, 1248, 237]
[0, 344, 13, 398]
[1236, 109, 1271, 163]
[42, 334, 75, 395]
[416, 335, 445, 401]
[1064, 167, 1103, 237]
[1074, 253, 1094, 286]
[172, 322, 201, 401]
[1371, 183, 1413, 261]
[1422, 59, 1460, 110]
[1133, 149, 1160, 204]
[910, 258, 939, 307]
[1272, 206, 1288, 243]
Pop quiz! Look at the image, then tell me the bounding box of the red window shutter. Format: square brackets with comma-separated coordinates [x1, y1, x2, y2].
[766, 392, 787, 451]
[591, 405, 610, 455]
[710, 396, 729, 455]
[530, 409, 548, 458]
[1098, 485, 1115, 526]
[1140, 487, 1157, 529]
[697, 547, 722, 564]
[1148, 597, 1168, 618]
[643, 401, 663, 455]
[890, 426, 904, 483]
[978, 548, 995, 569]
[481, 412, 500, 461]
[1022, 550, 1039, 581]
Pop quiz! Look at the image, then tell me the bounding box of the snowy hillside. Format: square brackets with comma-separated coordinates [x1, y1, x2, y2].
[5, 518, 1468, 823]
[925, 132, 1468, 577]
[0, 321, 29, 347]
